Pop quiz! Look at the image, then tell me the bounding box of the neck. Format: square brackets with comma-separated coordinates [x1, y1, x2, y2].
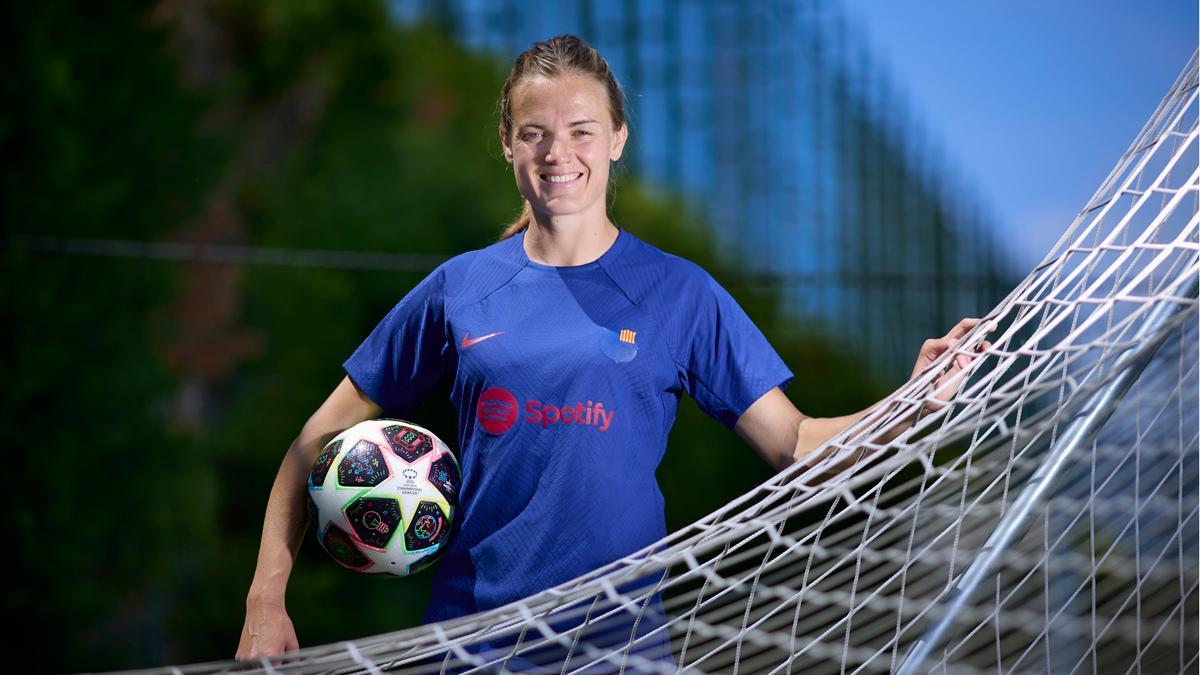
[524, 210, 618, 267]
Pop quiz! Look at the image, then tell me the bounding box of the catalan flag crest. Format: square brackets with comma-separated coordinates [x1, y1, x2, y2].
[601, 327, 638, 363]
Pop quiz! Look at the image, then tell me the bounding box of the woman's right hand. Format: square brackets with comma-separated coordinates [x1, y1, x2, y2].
[235, 376, 382, 663]
[237, 598, 299, 660]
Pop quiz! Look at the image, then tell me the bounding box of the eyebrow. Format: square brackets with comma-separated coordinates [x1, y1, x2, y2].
[520, 119, 601, 129]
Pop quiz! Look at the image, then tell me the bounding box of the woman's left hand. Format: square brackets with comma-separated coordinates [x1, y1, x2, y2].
[911, 317, 997, 413]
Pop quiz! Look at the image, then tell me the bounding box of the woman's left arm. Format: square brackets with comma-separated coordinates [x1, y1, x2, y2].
[734, 317, 995, 473]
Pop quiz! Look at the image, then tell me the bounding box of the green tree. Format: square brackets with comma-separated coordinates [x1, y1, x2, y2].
[2, 2, 225, 671]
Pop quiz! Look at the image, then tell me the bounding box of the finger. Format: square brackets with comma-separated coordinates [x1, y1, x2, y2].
[943, 336, 973, 356]
[946, 317, 982, 339]
[941, 330, 996, 361]
[933, 362, 971, 398]
[917, 339, 939, 366]
[924, 336, 954, 354]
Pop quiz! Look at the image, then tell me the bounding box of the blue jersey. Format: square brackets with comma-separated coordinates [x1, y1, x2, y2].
[343, 226, 794, 668]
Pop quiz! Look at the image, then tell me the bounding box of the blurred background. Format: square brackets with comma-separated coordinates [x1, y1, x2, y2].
[3, 1, 1192, 672]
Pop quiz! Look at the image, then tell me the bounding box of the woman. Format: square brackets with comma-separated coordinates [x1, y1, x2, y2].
[236, 34, 990, 669]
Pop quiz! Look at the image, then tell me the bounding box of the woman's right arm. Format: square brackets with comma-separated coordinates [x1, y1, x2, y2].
[236, 375, 383, 661]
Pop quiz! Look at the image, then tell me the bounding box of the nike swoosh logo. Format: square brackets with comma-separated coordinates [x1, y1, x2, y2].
[461, 331, 505, 349]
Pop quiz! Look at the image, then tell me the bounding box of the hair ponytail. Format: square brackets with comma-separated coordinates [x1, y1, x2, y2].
[498, 201, 533, 241]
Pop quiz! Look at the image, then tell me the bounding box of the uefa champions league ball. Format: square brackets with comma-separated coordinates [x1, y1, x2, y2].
[306, 419, 460, 576]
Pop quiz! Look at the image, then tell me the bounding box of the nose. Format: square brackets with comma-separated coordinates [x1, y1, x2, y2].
[544, 137, 571, 164]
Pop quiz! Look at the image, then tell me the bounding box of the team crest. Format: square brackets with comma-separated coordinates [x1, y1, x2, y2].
[600, 327, 638, 363]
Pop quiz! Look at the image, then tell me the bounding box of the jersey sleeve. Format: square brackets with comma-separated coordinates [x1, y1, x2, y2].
[676, 268, 795, 430]
[343, 263, 452, 415]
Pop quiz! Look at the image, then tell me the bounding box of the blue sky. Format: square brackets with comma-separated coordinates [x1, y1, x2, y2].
[840, 0, 1197, 270]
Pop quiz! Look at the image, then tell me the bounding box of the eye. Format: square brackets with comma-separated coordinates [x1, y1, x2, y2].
[520, 130, 543, 141]
[572, 129, 592, 137]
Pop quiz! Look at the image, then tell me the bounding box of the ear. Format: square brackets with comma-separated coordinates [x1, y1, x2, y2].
[499, 125, 513, 163]
[609, 123, 628, 162]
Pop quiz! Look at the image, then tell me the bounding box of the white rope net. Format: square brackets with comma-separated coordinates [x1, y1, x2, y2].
[117, 51, 1199, 675]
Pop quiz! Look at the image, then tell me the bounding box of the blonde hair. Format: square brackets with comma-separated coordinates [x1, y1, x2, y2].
[496, 34, 628, 241]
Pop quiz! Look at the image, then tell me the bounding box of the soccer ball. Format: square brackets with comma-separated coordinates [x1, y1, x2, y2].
[306, 419, 460, 576]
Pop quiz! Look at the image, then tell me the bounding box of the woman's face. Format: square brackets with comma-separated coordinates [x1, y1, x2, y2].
[501, 73, 627, 223]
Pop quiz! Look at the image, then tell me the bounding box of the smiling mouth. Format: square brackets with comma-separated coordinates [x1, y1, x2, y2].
[540, 172, 582, 184]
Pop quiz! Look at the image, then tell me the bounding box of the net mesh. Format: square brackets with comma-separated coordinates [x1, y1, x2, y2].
[123, 51, 1199, 675]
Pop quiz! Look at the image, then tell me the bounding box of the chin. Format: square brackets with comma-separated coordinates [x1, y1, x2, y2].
[532, 207, 584, 219]
[526, 196, 589, 218]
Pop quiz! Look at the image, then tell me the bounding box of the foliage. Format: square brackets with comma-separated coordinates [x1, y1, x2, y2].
[2, 2, 226, 671]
